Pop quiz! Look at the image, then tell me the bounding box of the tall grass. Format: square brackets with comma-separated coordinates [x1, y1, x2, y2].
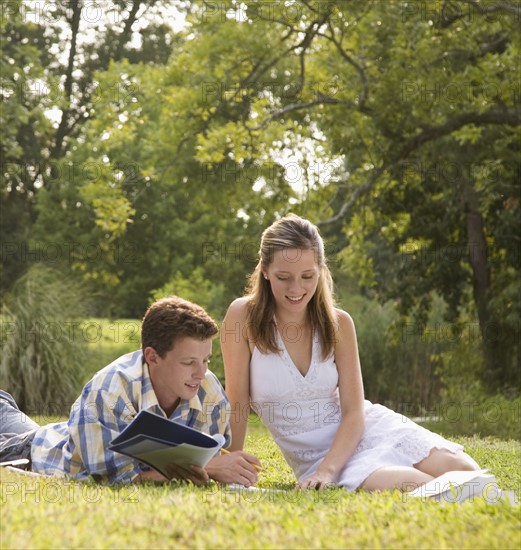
[0, 265, 89, 415]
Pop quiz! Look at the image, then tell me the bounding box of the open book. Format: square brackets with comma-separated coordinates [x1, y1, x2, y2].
[109, 410, 225, 479]
[407, 469, 501, 503]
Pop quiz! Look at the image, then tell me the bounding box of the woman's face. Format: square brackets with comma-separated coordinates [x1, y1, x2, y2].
[263, 248, 320, 315]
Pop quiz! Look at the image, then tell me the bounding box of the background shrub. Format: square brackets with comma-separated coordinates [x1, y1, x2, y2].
[0, 265, 90, 415]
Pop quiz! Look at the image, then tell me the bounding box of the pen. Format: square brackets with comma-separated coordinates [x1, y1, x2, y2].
[220, 448, 262, 472]
[0, 458, 30, 468]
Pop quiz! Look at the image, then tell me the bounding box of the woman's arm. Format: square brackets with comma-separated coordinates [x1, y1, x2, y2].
[221, 298, 252, 452]
[297, 309, 366, 489]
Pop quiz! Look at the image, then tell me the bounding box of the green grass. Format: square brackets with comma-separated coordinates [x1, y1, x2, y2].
[1, 420, 520, 550]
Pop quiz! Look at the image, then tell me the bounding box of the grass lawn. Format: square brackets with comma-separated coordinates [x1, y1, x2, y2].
[1, 419, 520, 550]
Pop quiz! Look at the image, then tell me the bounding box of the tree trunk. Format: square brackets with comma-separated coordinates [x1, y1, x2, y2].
[464, 185, 501, 388]
[49, 1, 83, 166]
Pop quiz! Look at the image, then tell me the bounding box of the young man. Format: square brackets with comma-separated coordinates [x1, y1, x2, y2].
[0, 296, 260, 485]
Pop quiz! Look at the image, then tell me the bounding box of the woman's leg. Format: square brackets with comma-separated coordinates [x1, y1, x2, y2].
[360, 448, 479, 492]
[360, 466, 434, 491]
[414, 448, 480, 478]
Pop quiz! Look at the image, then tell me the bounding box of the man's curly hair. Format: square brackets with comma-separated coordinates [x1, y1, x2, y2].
[141, 296, 218, 357]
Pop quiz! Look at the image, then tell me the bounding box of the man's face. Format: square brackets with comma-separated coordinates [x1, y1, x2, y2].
[146, 337, 212, 411]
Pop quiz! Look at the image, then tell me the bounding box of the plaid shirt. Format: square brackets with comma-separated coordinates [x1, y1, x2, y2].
[31, 350, 231, 483]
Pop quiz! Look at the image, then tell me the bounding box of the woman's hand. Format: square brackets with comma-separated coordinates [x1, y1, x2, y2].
[296, 471, 336, 491]
[205, 451, 261, 487]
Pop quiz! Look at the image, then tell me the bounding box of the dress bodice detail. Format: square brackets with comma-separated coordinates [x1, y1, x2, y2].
[250, 330, 341, 441]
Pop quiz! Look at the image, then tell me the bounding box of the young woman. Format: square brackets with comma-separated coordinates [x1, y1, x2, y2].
[222, 214, 479, 491]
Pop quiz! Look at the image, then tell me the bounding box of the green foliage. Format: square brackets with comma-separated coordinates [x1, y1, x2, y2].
[2, 1, 519, 404]
[0, 0, 55, 293]
[301, 2, 521, 390]
[150, 267, 227, 321]
[336, 285, 446, 412]
[80, 317, 142, 383]
[0, 265, 90, 414]
[420, 396, 521, 441]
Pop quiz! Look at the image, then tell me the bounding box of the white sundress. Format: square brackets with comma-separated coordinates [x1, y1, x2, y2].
[249, 330, 463, 491]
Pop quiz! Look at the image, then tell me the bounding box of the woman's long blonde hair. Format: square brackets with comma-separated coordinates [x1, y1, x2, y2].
[245, 214, 338, 359]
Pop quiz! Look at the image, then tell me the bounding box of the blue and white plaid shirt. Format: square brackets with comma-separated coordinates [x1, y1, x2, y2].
[31, 350, 231, 483]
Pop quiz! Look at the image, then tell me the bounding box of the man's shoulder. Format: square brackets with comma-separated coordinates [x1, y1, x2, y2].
[85, 350, 144, 392]
[202, 369, 224, 388]
[109, 349, 144, 370]
[200, 370, 226, 400]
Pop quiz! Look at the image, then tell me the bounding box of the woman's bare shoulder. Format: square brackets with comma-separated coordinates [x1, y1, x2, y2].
[222, 297, 254, 350]
[334, 307, 354, 325]
[228, 296, 250, 311]
[224, 296, 251, 322]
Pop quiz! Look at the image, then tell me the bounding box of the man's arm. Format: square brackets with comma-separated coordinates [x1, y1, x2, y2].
[68, 388, 144, 483]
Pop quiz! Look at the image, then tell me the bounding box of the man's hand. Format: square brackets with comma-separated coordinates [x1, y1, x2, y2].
[133, 469, 169, 483]
[134, 465, 210, 486]
[205, 451, 261, 487]
[165, 463, 210, 486]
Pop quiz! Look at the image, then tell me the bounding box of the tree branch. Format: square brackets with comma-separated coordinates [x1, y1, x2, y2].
[113, 0, 144, 61]
[437, 0, 520, 28]
[464, 0, 521, 17]
[49, 1, 82, 162]
[321, 22, 369, 109]
[245, 97, 342, 131]
[318, 108, 521, 226]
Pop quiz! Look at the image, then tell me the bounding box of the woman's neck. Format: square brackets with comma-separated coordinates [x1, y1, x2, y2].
[274, 308, 310, 330]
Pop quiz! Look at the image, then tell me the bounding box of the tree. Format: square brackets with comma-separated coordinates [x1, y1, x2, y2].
[171, 0, 520, 390]
[1, 0, 176, 295]
[3, 0, 518, 394]
[0, 0, 54, 291]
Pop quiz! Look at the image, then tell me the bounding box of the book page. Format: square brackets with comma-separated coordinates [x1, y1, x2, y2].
[408, 469, 494, 498]
[136, 442, 223, 477]
[110, 432, 225, 477]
